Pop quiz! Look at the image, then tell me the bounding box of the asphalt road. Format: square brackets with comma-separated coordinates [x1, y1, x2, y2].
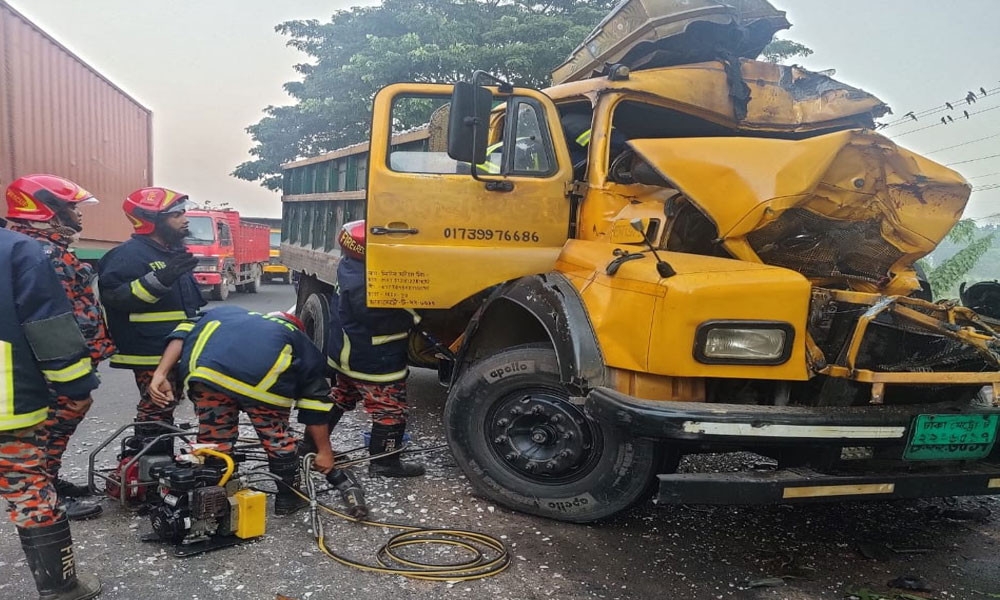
[2, 282, 998, 600]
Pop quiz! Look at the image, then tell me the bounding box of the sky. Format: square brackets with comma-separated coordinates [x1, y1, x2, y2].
[8, 0, 1000, 219]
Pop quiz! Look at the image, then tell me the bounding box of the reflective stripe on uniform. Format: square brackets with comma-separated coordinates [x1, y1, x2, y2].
[575, 129, 591, 146]
[188, 321, 221, 379]
[0, 341, 13, 418]
[129, 311, 188, 323]
[404, 308, 422, 325]
[0, 406, 49, 431]
[258, 345, 292, 390]
[477, 141, 504, 174]
[130, 280, 159, 303]
[188, 367, 296, 408]
[110, 354, 162, 366]
[296, 398, 333, 412]
[41, 357, 92, 383]
[172, 322, 196, 334]
[329, 332, 408, 382]
[371, 332, 408, 345]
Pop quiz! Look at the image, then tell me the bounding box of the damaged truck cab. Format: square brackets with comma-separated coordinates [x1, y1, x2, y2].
[294, 0, 1000, 522]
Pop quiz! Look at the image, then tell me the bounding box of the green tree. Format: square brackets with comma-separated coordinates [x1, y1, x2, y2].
[760, 38, 814, 63]
[924, 219, 996, 298]
[234, 0, 615, 190]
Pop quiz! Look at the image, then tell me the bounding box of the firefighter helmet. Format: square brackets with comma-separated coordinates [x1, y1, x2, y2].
[338, 220, 366, 261]
[5, 174, 98, 225]
[123, 187, 197, 234]
[267, 311, 305, 332]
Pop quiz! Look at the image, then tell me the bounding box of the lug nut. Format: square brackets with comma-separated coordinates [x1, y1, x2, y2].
[550, 414, 562, 423]
[496, 418, 509, 427]
[505, 453, 517, 461]
[494, 435, 508, 444]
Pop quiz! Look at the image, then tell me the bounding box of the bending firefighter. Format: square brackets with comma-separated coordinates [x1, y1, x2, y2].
[318, 220, 425, 478]
[0, 227, 102, 600]
[5, 175, 115, 521]
[148, 306, 336, 515]
[98, 188, 204, 450]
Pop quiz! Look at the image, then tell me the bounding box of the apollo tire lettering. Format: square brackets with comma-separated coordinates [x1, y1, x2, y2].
[546, 494, 596, 514]
[485, 360, 535, 383]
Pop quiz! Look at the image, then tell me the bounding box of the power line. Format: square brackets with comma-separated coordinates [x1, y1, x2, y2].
[925, 131, 1000, 155]
[969, 171, 1000, 180]
[881, 84, 1000, 128]
[893, 104, 1000, 138]
[972, 183, 1000, 192]
[949, 154, 1000, 167]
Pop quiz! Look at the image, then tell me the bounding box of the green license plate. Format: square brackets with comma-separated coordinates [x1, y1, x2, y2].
[904, 414, 999, 461]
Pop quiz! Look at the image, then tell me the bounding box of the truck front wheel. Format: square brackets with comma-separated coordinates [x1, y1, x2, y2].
[444, 345, 660, 522]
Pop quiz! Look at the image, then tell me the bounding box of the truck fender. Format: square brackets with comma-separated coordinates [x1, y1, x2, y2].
[451, 273, 605, 395]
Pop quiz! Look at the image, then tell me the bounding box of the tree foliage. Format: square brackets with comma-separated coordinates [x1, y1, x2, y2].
[926, 219, 995, 298]
[235, 1, 813, 190]
[234, 0, 615, 190]
[760, 38, 814, 63]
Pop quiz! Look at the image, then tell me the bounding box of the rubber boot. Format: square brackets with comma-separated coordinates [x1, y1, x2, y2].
[297, 406, 344, 457]
[368, 423, 425, 478]
[133, 423, 174, 457]
[60, 498, 102, 522]
[17, 516, 102, 600]
[53, 479, 91, 499]
[269, 453, 307, 516]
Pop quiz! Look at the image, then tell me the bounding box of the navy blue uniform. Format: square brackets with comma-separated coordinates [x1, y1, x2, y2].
[98, 234, 204, 425]
[168, 306, 333, 460]
[325, 255, 418, 427]
[98, 235, 204, 369]
[0, 228, 98, 527]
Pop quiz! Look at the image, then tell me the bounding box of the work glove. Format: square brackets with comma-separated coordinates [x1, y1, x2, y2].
[154, 251, 199, 286]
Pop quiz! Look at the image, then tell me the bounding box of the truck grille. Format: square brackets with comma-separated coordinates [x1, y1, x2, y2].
[746, 208, 902, 284]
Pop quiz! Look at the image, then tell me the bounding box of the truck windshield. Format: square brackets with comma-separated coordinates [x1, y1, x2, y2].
[185, 216, 215, 244]
[269, 231, 281, 249]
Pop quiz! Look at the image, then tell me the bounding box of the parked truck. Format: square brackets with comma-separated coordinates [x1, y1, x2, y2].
[281, 0, 1000, 522]
[185, 209, 269, 301]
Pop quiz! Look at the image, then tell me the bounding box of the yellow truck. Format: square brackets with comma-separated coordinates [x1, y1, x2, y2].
[283, 0, 1000, 522]
[264, 227, 291, 284]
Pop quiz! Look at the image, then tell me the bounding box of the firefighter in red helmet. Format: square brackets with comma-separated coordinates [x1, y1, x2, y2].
[4, 174, 113, 521]
[97, 188, 205, 450]
[307, 220, 425, 477]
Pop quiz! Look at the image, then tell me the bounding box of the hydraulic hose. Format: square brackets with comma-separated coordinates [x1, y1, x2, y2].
[246, 452, 510, 581]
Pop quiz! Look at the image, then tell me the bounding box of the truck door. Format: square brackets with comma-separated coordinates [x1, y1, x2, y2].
[366, 83, 574, 309]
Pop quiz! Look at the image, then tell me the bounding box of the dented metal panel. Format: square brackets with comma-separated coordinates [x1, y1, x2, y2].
[551, 0, 790, 85]
[627, 129, 971, 288]
[0, 1, 152, 251]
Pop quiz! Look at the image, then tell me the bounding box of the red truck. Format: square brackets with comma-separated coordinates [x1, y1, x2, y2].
[184, 209, 269, 301]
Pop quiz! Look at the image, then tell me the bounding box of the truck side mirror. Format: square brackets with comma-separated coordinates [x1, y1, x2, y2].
[447, 81, 491, 165]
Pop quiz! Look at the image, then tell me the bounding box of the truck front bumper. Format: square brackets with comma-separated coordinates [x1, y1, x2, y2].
[586, 387, 1000, 504]
[194, 273, 222, 286]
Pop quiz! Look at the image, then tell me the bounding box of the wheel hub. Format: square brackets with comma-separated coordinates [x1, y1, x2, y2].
[488, 390, 598, 482]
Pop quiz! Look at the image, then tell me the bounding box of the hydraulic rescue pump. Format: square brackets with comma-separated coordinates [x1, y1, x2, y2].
[145, 449, 266, 556]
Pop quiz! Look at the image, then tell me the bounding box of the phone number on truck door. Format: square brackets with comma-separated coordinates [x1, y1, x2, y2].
[443, 228, 540, 242]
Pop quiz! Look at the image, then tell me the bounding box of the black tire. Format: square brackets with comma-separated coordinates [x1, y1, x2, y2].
[211, 279, 229, 301]
[299, 291, 329, 353]
[247, 266, 261, 294]
[445, 345, 661, 523]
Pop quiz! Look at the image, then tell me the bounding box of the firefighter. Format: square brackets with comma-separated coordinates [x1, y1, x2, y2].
[97, 188, 204, 448]
[321, 220, 425, 477]
[0, 227, 102, 600]
[147, 307, 336, 515]
[5, 174, 115, 521]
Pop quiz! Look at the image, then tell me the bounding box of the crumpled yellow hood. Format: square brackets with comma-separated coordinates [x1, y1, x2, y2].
[629, 129, 971, 287]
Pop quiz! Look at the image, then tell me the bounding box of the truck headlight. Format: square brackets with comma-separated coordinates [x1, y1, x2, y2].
[194, 259, 219, 273]
[694, 322, 793, 365]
